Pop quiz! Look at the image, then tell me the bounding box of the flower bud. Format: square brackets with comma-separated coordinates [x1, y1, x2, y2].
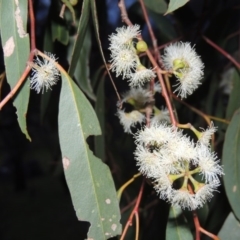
[173, 59, 186, 71]
[70, 0, 78, 6]
[136, 40, 148, 52]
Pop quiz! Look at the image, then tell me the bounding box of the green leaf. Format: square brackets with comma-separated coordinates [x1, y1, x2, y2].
[68, 0, 90, 76]
[166, 206, 193, 240]
[0, 0, 30, 140]
[51, 21, 69, 46]
[58, 72, 121, 239]
[90, 0, 109, 75]
[223, 109, 240, 220]
[143, 0, 167, 14]
[73, 27, 96, 101]
[226, 68, 240, 120]
[218, 212, 240, 239]
[149, 11, 178, 40]
[165, 0, 189, 15]
[94, 77, 105, 161]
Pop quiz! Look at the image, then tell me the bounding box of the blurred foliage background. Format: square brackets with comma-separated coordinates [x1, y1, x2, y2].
[0, 0, 240, 239]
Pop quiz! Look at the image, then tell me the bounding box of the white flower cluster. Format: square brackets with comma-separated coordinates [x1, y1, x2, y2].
[117, 84, 170, 133]
[134, 123, 223, 210]
[109, 25, 156, 87]
[30, 52, 60, 94]
[162, 42, 204, 98]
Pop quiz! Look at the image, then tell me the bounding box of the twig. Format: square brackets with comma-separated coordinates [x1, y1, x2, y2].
[188, 184, 201, 240]
[120, 180, 145, 240]
[202, 35, 240, 69]
[0, 66, 31, 110]
[138, 0, 162, 66]
[134, 211, 140, 240]
[117, 173, 141, 201]
[199, 227, 220, 240]
[28, 0, 36, 51]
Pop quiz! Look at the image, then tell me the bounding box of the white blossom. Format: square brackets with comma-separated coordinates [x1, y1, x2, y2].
[116, 109, 145, 133]
[121, 87, 152, 106]
[30, 52, 60, 94]
[162, 42, 204, 98]
[151, 108, 170, 125]
[196, 144, 224, 182]
[198, 122, 217, 146]
[110, 48, 137, 79]
[127, 68, 156, 87]
[109, 25, 140, 51]
[171, 189, 198, 210]
[195, 181, 220, 207]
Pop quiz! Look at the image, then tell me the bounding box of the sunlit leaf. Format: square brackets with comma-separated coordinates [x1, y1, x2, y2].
[223, 109, 240, 220]
[58, 72, 121, 239]
[0, 0, 30, 140]
[165, 0, 189, 15]
[166, 206, 193, 240]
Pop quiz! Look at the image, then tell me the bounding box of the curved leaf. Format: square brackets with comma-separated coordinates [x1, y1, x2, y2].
[223, 108, 240, 220]
[226, 68, 240, 119]
[0, 0, 30, 140]
[165, 0, 189, 15]
[218, 212, 240, 239]
[166, 206, 193, 240]
[73, 27, 96, 101]
[58, 73, 121, 239]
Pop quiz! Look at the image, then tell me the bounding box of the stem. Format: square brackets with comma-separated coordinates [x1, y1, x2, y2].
[117, 173, 141, 201]
[199, 227, 220, 240]
[28, 0, 36, 51]
[134, 211, 140, 240]
[138, 0, 162, 66]
[0, 66, 31, 110]
[120, 180, 145, 240]
[202, 35, 240, 69]
[172, 94, 215, 146]
[188, 184, 201, 240]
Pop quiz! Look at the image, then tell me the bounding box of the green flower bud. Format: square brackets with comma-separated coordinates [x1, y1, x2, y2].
[173, 59, 186, 71]
[136, 40, 148, 52]
[70, 0, 78, 6]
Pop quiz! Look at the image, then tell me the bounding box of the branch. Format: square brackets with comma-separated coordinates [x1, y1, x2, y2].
[202, 35, 240, 69]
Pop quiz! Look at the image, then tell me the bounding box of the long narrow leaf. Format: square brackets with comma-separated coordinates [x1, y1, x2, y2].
[0, 0, 30, 140]
[59, 73, 121, 239]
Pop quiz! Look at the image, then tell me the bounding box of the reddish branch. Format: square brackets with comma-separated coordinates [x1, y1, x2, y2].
[120, 180, 145, 240]
[138, 0, 162, 66]
[202, 35, 240, 69]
